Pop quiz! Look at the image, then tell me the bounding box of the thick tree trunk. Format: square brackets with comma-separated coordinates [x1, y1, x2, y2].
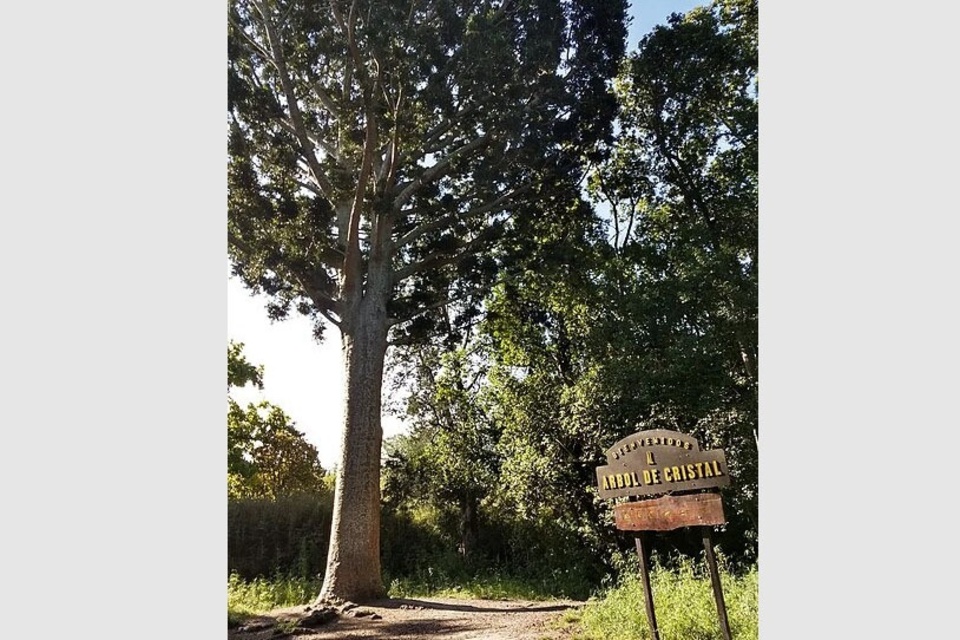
[317, 286, 390, 603]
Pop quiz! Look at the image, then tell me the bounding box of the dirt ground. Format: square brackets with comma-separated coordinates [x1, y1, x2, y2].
[229, 597, 584, 640]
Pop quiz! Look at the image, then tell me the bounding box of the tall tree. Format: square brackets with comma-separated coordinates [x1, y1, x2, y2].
[589, 0, 759, 553]
[227, 342, 327, 500]
[228, 0, 626, 601]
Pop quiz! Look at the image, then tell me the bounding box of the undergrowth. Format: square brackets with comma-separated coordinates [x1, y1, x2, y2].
[227, 572, 322, 622]
[226, 556, 759, 640]
[387, 573, 566, 601]
[568, 557, 758, 640]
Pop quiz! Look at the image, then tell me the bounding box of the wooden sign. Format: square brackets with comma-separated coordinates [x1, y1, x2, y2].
[595, 429, 729, 499]
[595, 429, 735, 640]
[614, 493, 725, 531]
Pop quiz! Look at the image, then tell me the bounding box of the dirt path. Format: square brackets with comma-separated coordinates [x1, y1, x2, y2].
[230, 597, 584, 640]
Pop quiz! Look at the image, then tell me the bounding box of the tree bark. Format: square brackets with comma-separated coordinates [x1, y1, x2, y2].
[459, 496, 479, 558]
[317, 263, 391, 603]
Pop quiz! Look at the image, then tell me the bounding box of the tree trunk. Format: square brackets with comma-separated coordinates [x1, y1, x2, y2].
[459, 496, 479, 558]
[317, 283, 390, 603]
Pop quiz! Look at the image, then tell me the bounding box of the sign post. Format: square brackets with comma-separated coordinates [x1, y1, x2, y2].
[634, 532, 660, 640]
[596, 429, 733, 640]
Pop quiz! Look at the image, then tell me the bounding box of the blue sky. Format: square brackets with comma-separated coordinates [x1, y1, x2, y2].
[227, 0, 707, 470]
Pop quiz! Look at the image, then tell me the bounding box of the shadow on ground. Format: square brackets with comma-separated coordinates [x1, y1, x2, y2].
[375, 598, 574, 614]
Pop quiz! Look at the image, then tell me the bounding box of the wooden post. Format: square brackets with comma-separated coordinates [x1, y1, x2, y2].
[635, 533, 661, 640]
[701, 527, 732, 640]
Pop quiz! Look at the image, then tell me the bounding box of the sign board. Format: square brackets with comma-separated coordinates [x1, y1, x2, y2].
[594, 428, 735, 640]
[614, 493, 725, 531]
[595, 429, 729, 499]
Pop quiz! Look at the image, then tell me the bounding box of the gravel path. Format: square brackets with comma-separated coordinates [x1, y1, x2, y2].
[230, 597, 584, 640]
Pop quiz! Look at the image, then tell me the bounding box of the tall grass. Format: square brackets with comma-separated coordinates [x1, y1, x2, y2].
[227, 572, 322, 622]
[387, 571, 578, 601]
[573, 557, 758, 640]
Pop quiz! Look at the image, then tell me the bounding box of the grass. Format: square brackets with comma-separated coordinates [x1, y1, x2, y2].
[565, 558, 758, 640]
[387, 573, 569, 601]
[227, 570, 561, 619]
[227, 557, 759, 640]
[227, 572, 322, 624]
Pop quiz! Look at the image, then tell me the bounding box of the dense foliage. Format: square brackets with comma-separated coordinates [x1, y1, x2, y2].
[382, 0, 758, 577]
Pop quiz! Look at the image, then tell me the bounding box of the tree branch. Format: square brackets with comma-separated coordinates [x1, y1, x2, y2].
[229, 13, 275, 67]
[341, 88, 379, 304]
[395, 184, 526, 250]
[387, 291, 471, 330]
[251, 0, 335, 198]
[291, 269, 342, 314]
[313, 81, 343, 120]
[393, 134, 490, 209]
[393, 225, 500, 285]
[392, 102, 479, 170]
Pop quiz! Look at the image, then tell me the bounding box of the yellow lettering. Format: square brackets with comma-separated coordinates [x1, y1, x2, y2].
[667, 438, 675, 446]
[686, 464, 696, 479]
[651, 469, 661, 484]
[643, 470, 652, 484]
[712, 460, 723, 475]
[654, 437, 661, 445]
[664, 467, 672, 482]
[695, 462, 705, 478]
[616, 474, 624, 488]
[703, 462, 714, 478]
[631, 472, 641, 486]
[672, 465, 682, 482]
[646, 451, 656, 465]
[602, 476, 609, 490]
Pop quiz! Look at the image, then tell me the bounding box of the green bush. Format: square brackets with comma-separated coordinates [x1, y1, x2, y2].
[378, 498, 605, 599]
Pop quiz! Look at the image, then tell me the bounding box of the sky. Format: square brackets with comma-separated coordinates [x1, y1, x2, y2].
[227, 0, 706, 470]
